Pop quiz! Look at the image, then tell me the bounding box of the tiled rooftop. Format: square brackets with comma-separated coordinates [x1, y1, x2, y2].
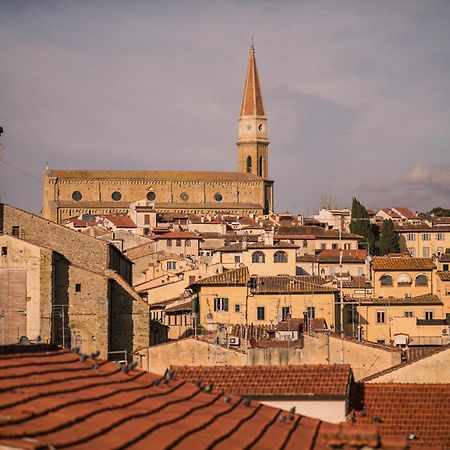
[0, 346, 397, 450]
[347, 293, 442, 305]
[350, 383, 450, 448]
[192, 269, 336, 293]
[437, 270, 450, 281]
[171, 365, 352, 397]
[371, 257, 435, 271]
[191, 266, 250, 285]
[297, 249, 367, 263]
[277, 226, 362, 239]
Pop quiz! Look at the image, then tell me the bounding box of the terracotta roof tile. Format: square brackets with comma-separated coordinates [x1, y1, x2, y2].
[103, 214, 137, 228]
[371, 257, 435, 271]
[347, 293, 442, 305]
[0, 346, 395, 449]
[350, 383, 450, 448]
[191, 266, 250, 286]
[437, 270, 450, 281]
[171, 365, 352, 397]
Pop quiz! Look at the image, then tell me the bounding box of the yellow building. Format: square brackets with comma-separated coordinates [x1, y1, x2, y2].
[191, 266, 339, 330]
[42, 46, 274, 223]
[370, 256, 435, 298]
[397, 224, 450, 257]
[343, 294, 447, 346]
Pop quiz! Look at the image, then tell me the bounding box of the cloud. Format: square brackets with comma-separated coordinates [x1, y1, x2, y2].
[0, 0, 450, 214]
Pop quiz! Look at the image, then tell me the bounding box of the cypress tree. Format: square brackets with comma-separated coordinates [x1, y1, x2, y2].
[379, 219, 400, 255]
[350, 198, 375, 253]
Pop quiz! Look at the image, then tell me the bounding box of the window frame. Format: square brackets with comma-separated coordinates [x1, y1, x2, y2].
[257, 306, 265, 321]
[273, 250, 288, 263]
[376, 310, 386, 324]
[252, 251, 265, 263]
[214, 297, 229, 312]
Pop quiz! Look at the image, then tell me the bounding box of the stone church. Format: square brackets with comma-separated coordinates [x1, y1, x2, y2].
[42, 46, 274, 223]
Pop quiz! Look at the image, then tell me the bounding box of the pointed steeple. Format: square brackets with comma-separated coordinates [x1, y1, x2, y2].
[240, 45, 265, 117]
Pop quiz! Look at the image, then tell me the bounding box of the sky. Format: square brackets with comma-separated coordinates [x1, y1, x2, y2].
[1, 0, 450, 215]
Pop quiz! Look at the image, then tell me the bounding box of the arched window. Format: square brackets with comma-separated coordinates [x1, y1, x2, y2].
[415, 274, 428, 286]
[246, 156, 252, 173]
[258, 156, 263, 176]
[380, 274, 393, 286]
[252, 251, 265, 263]
[397, 273, 412, 286]
[274, 251, 288, 263]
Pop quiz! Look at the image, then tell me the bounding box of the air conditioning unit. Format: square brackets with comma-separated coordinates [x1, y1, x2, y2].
[228, 336, 240, 346]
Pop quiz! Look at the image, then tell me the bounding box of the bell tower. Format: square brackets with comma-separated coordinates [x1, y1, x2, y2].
[237, 45, 269, 179]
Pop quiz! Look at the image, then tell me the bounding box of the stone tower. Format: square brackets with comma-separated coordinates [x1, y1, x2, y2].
[237, 45, 269, 179]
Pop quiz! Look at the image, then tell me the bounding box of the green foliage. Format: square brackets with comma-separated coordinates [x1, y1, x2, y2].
[419, 207, 450, 218]
[379, 219, 400, 255]
[350, 198, 375, 253]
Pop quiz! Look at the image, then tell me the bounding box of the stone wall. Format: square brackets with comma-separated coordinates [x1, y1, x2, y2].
[302, 333, 402, 380]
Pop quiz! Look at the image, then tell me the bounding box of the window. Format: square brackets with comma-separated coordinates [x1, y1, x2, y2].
[376, 339, 386, 345]
[425, 310, 434, 320]
[344, 243, 350, 250]
[257, 306, 265, 321]
[189, 275, 196, 284]
[12, 226, 20, 236]
[376, 310, 386, 323]
[281, 306, 290, 319]
[214, 193, 223, 202]
[303, 240, 308, 248]
[415, 274, 428, 286]
[320, 243, 326, 250]
[307, 306, 315, 319]
[75, 284, 81, 293]
[167, 239, 172, 247]
[380, 274, 393, 286]
[423, 247, 430, 258]
[444, 264, 449, 271]
[234, 304, 241, 313]
[1, 247, 7, 256]
[422, 233, 431, 241]
[144, 214, 151, 225]
[404, 311, 414, 318]
[176, 239, 182, 247]
[146, 191, 156, 201]
[437, 233, 445, 241]
[407, 247, 416, 257]
[332, 243, 338, 250]
[214, 297, 229, 312]
[252, 251, 265, 263]
[111, 191, 122, 201]
[407, 233, 416, 241]
[246, 156, 252, 173]
[258, 156, 263, 176]
[186, 239, 191, 247]
[167, 261, 177, 270]
[234, 255, 241, 264]
[274, 251, 288, 263]
[72, 191, 82, 201]
[397, 273, 412, 286]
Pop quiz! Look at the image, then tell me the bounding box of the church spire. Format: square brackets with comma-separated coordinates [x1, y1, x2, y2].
[240, 45, 265, 117]
[237, 44, 269, 182]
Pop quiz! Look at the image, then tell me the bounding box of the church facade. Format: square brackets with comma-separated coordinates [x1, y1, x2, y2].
[42, 46, 274, 223]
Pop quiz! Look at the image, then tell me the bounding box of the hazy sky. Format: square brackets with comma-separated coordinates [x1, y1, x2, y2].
[1, 0, 449, 215]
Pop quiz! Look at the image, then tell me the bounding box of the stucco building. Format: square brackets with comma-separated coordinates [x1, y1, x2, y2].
[42, 46, 274, 222]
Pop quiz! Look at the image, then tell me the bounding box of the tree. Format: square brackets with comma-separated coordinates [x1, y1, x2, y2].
[350, 198, 375, 254]
[379, 219, 400, 255]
